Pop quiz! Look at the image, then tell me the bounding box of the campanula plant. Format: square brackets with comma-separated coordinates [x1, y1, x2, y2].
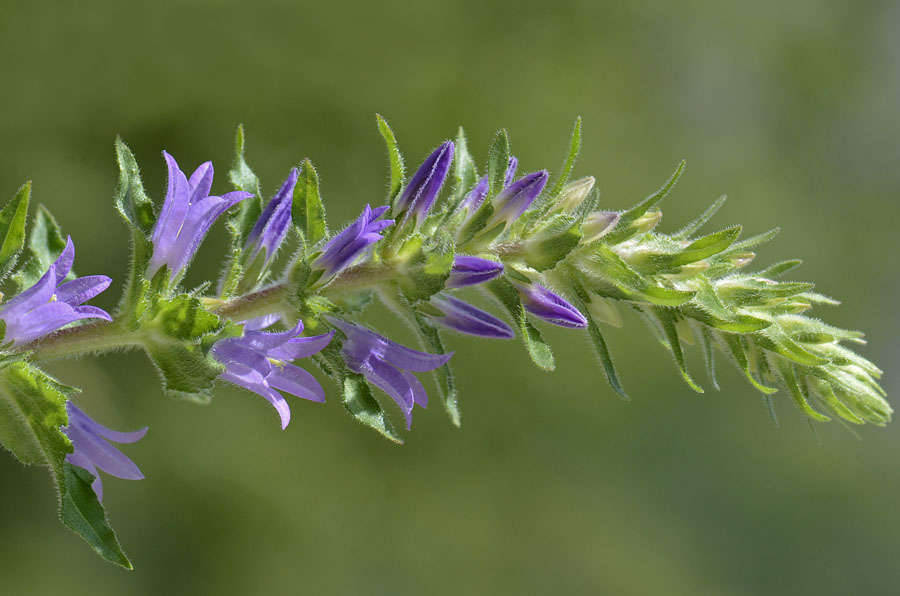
[0, 116, 888, 569]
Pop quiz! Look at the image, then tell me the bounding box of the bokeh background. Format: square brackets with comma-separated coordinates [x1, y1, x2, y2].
[1, 0, 899, 594]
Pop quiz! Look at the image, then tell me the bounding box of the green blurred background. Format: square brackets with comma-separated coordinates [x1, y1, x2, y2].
[1, 0, 899, 594]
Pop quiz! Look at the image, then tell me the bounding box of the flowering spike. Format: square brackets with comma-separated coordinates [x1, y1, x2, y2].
[429, 294, 514, 339]
[446, 255, 504, 288]
[511, 280, 588, 328]
[327, 317, 452, 429]
[147, 151, 252, 280]
[489, 170, 549, 227]
[394, 141, 454, 225]
[211, 320, 333, 429]
[245, 168, 299, 267]
[62, 402, 147, 501]
[0, 237, 112, 345]
[312, 204, 393, 281]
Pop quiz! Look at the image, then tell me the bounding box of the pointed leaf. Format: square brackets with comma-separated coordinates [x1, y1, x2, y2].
[13, 204, 68, 291]
[227, 124, 264, 245]
[0, 362, 132, 568]
[61, 464, 132, 568]
[414, 313, 460, 425]
[486, 129, 510, 198]
[376, 114, 406, 203]
[450, 127, 478, 206]
[114, 138, 155, 235]
[649, 307, 704, 393]
[774, 359, 830, 422]
[605, 160, 685, 244]
[293, 158, 328, 246]
[673, 195, 727, 239]
[549, 117, 582, 198]
[0, 181, 30, 280]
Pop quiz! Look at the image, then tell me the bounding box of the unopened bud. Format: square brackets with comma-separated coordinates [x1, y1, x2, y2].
[730, 252, 756, 268]
[551, 176, 595, 214]
[581, 211, 620, 243]
[586, 297, 623, 328]
[634, 210, 662, 234]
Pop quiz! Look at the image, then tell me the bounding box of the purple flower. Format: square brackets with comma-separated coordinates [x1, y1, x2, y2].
[459, 175, 488, 213]
[511, 281, 588, 328]
[327, 317, 452, 429]
[147, 152, 252, 280]
[0, 238, 111, 346]
[446, 255, 504, 288]
[504, 156, 518, 188]
[429, 294, 514, 339]
[489, 171, 548, 227]
[312, 204, 393, 280]
[211, 320, 333, 429]
[395, 141, 454, 225]
[62, 402, 147, 502]
[244, 168, 298, 268]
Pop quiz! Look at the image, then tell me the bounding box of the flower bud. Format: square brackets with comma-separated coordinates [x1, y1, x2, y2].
[581, 211, 620, 243]
[550, 176, 595, 214]
[634, 210, 662, 234]
[395, 141, 454, 226]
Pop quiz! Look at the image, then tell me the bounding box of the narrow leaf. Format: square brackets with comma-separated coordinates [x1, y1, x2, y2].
[293, 158, 328, 246]
[376, 114, 406, 202]
[605, 160, 685, 244]
[673, 195, 727, 239]
[650, 307, 704, 393]
[0, 181, 30, 280]
[774, 359, 830, 422]
[549, 117, 582, 198]
[486, 129, 510, 198]
[414, 314, 461, 425]
[227, 125, 264, 245]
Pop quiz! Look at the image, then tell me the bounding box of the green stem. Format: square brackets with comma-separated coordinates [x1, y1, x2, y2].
[209, 284, 289, 321]
[22, 321, 142, 362]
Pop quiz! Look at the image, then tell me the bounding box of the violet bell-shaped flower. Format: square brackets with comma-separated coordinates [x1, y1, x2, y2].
[0, 237, 111, 346]
[394, 141, 454, 225]
[428, 294, 514, 339]
[311, 204, 393, 280]
[510, 280, 588, 328]
[146, 151, 252, 280]
[487, 170, 549, 228]
[211, 320, 333, 429]
[244, 167, 299, 268]
[62, 402, 147, 501]
[446, 255, 504, 288]
[327, 317, 452, 429]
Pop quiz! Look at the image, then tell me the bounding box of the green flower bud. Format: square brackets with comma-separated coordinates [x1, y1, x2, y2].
[550, 176, 595, 214]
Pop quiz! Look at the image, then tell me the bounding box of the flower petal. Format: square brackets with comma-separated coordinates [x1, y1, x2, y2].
[269, 362, 326, 403]
[54, 275, 112, 306]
